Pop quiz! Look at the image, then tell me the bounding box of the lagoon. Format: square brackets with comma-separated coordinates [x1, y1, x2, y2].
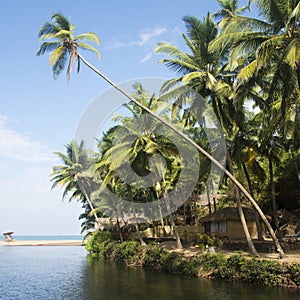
[0, 245, 299, 300]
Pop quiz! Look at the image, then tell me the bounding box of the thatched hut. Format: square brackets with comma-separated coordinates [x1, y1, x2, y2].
[200, 207, 260, 239]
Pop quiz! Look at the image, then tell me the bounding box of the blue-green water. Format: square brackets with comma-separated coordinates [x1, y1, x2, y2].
[0, 244, 299, 299]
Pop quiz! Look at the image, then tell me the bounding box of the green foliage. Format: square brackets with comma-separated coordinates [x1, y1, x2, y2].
[239, 258, 283, 286]
[181, 256, 202, 276]
[195, 233, 223, 248]
[290, 262, 300, 283]
[143, 245, 169, 269]
[218, 253, 247, 279]
[114, 241, 145, 266]
[86, 237, 299, 287]
[85, 231, 115, 259]
[161, 251, 185, 274]
[199, 253, 227, 271]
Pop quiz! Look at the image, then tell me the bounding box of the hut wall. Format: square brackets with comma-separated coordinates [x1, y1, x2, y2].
[227, 220, 258, 239]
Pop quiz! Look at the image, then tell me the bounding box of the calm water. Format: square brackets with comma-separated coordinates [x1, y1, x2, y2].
[0, 245, 299, 300]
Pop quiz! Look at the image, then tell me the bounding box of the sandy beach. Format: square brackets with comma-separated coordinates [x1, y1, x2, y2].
[0, 240, 83, 246]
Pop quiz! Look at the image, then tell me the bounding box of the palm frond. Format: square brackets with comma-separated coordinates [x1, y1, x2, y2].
[36, 41, 61, 56]
[256, 34, 286, 69]
[182, 71, 206, 83]
[49, 45, 67, 67]
[158, 58, 198, 74]
[283, 38, 300, 68]
[37, 22, 58, 38]
[51, 47, 68, 78]
[76, 32, 100, 44]
[77, 42, 102, 60]
[256, 0, 288, 32]
[236, 59, 257, 83]
[51, 12, 71, 30]
[286, 1, 300, 29]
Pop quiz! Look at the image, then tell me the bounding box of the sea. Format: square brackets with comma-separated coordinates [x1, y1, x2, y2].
[0, 236, 299, 300]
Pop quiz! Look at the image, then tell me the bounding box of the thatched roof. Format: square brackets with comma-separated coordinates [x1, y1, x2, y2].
[200, 206, 257, 223]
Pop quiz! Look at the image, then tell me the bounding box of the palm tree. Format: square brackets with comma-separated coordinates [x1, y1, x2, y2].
[37, 12, 284, 255]
[36, 12, 101, 80]
[210, 0, 300, 235]
[156, 14, 260, 256]
[50, 140, 101, 228]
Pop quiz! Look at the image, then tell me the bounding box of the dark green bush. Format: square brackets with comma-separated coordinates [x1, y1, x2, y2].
[199, 253, 227, 271]
[240, 258, 283, 286]
[218, 253, 247, 280]
[181, 256, 202, 276]
[143, 245, 169, 269]
[85, 231, 113, 257]
[162, 251, 184, 274]
[290, 262, 300, 283]
[114, 241, 145, 266]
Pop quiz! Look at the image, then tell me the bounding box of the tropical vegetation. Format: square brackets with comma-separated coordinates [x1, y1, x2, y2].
[37, 1, 300, 257]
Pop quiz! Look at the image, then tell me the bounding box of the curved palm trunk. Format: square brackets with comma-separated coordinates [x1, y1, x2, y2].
[242, 163, 264, 241]
[77, 53, 285, 256]
[268, 151, 279, 234]
[228, 155, 259, 256]
[77, 176, 101, 230]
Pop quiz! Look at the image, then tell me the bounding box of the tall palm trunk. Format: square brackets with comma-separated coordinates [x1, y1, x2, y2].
[116, 218, 124, 242]
[77, 176, 101, 229]
[268, 150, 279, 234]
[77, 53, 285, 256]
[127, 184, 146, 246]
[228, 155, 259, 256]
[169, 213, 183, 249]
[242, 163, 264, 240]
[156, 190, 166, 236]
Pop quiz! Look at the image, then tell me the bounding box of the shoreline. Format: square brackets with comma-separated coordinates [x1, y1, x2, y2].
[0, 240, 83, 246]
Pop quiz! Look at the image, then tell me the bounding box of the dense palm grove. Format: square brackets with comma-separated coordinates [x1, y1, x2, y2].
[37, 0, 299, 254]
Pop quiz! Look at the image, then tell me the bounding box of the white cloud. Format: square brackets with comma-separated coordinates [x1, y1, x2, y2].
[105, 26, 168, 50]
[140, 52, 153, 63]
[132, 27, 167, 47]
[0, 116, 55, 163]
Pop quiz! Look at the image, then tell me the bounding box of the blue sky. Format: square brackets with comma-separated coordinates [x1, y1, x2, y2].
[0, 0, 253, 235]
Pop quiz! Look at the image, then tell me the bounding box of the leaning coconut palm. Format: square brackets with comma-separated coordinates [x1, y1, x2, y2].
[36, 12, 101, 80]
[37, 12, 284, 254]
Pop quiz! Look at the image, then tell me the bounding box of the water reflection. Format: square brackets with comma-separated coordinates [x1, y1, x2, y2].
[83, 255, 300, 300]
[0, 246, 299, 300]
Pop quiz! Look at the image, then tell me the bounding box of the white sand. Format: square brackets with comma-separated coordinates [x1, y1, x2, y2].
[0, 240, 83, 246]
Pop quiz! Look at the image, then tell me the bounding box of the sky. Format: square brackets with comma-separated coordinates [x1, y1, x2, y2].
[0, 0, 254, 235]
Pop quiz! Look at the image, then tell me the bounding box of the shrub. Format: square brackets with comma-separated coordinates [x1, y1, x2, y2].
[289, 262, 300, 283]
[85, 231, 113, 257]
[218, 253, 247, 280]
[181, 256, 202, 276]
[240, 258, 283, 286]
[143, 245, 168, 269]
[114, 241, 145, 266]
[199, 253, 227, 271]
[162, 252, 184, 274]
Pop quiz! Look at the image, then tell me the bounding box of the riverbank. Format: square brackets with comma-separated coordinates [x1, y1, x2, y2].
[0, 240, 83, 246]
[159, 240, 300, 265]
[85, 232, 300, 289]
